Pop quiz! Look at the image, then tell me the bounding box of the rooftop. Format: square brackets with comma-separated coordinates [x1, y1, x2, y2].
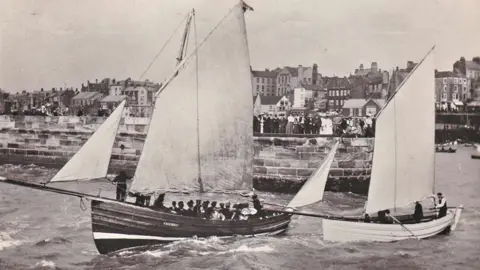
[101, 95, 127, 103]
[72, 92, 103, 100]
[260, 95, 285, 105]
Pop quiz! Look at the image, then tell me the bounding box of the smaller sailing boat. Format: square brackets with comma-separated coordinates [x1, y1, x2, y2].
[272, 47, 464, 243]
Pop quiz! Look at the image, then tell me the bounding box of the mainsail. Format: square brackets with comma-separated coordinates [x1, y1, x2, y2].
[129, 2, 254, 194]
[287, 141, 339, 208]
[365, 48, 436, 214]
[49, 100, 126, 182]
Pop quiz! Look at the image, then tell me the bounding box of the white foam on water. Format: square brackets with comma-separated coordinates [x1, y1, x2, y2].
[143, 250, 173, 258]
[0, 231, 23, 250]
[196, 244, 275, 256]
[34, 260, 56, 268]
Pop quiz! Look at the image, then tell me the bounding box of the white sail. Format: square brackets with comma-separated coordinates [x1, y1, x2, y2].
[365, 49, 435, 214]
[129, 2, 253, 194]
[49, 100, 126, 182]
[287, 141, 339, 208]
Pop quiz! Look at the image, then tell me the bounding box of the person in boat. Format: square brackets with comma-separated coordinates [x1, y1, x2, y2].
[434, 192, 448, 218]
[201, 201, 210, 217]
[377, 209, 393, 224]
[186, 200, 195, 216]
[112, 171, 128, 202]
[231, 204, 241, 220]
[205, 201, 216, 218]
[134, 194, 149, 207]
[170, 201, 177, 212]
[413, 201, 423, 223]
[176, 201, 185, 214]
[252, 194, 264, 216]
[364, 213, 371, 223]
[211, 206, 226, 221]
[222, 202, 233, 220]
[194, 200, 202, 216]
[151, 193, 166, 210]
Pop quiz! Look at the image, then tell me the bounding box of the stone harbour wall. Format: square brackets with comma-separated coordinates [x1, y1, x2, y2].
[0, 115, 374, 195]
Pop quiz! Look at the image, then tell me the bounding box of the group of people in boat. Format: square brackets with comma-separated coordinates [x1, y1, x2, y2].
[363, 192, 448, 224]
[112, 171, 267, 220]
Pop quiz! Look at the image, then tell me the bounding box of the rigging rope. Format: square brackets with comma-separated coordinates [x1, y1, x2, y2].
[139, 13, 190, 80]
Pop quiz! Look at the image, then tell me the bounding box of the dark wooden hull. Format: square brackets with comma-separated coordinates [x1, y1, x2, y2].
[91, 199, 292, 254]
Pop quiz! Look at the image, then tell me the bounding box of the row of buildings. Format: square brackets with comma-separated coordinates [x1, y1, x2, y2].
[1, 56, 479, 117]
[1, 78, 161, 117]
[251, 57, 480, 117]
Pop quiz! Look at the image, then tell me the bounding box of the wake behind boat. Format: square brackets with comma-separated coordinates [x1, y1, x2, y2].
[0, 0, 293, 255]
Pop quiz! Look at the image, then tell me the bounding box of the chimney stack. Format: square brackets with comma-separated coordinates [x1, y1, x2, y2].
[312, 63, 318, 85]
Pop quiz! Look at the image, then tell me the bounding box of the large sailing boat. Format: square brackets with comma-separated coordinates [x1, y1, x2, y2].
[0, 1, 292, 255]
[278, 47, 464, 243]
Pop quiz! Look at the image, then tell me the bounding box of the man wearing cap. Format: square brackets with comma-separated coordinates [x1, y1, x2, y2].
[434, 192, 448, 218]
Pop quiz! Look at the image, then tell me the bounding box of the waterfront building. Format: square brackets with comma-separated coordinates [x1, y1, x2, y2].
[435, 70, 470, 108]
[276, 64, 321, 96]
[259, 95, 291, 117]
[342, 98, 385, 117]
[251, 68, 279, 96]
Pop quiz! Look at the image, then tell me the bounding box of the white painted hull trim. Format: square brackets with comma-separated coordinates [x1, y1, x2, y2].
[322, 206, 463, 243]
[93, 228, 287, 241]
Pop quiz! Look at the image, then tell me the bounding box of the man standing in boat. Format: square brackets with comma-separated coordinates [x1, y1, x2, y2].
[112, 171, 128, 202]
[434, 192, 448, 218]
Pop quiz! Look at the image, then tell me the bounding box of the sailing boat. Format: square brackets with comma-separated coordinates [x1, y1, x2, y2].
[270, 47, 464, 243]
[320, 48, 464, 242]
[0, 1, 293, 255]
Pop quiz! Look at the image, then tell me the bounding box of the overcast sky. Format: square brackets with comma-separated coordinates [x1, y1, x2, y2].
[1, 0, 479, 93]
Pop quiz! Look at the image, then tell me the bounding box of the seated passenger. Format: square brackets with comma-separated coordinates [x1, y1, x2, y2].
[151, 193, 165, 209]
[170, 201, 177, 212]
[222, 202, 233, 220]
[413, 201, 423, 223]
[176, 201, 185, 214]
[186, 200, 195, 216]
[194, 200, 202, 216]
[211, 206, 226, 221]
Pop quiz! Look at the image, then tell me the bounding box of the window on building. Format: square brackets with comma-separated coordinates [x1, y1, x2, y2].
[452, 93, 457, 100]
[443, 78, 447, 84]
[336, 90, 340, 96]
[262, 85, 265, 90]
[463, 78, 467, 84]
[328, 100, 334, 107]
[443, 85, 447, 92]
[454, 78, 458, 84]
[256, 85, 259, 90]
[442, 93, 447, 100]
[257, 78, 259, 83]
[463, 86, 467, 93]
[262, 78, 264, 83]
[454, 85, 458, 92]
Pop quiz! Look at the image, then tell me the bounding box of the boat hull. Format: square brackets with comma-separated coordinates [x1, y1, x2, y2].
[91, 199, 292, 254]
[472, 153, 480, 159]
[322, 207, 463, 243]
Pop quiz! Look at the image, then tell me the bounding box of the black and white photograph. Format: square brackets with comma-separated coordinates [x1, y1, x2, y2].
[0, 0, 479, 269]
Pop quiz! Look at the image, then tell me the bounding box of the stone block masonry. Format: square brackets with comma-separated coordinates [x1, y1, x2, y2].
[0, 116, 374, 195]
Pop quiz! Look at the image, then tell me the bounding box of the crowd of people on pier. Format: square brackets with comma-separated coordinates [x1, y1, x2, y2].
[253, 112, 376, 137]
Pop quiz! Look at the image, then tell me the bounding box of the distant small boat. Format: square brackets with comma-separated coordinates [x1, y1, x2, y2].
[472, 144, 480, 159]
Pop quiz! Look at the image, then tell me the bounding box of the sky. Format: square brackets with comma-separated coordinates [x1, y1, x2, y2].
[1, 0, 479, 93]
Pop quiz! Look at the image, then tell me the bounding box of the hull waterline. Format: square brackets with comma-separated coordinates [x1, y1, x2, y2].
[322, 206, 463, 243]
[91, 199, 292, 254]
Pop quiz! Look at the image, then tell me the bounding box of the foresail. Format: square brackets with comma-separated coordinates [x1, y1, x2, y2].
[287, 141, 339, 208]
[129, 2, 253, 194]
[365, 49, 435, 214]
[49, 100, 126, 183]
